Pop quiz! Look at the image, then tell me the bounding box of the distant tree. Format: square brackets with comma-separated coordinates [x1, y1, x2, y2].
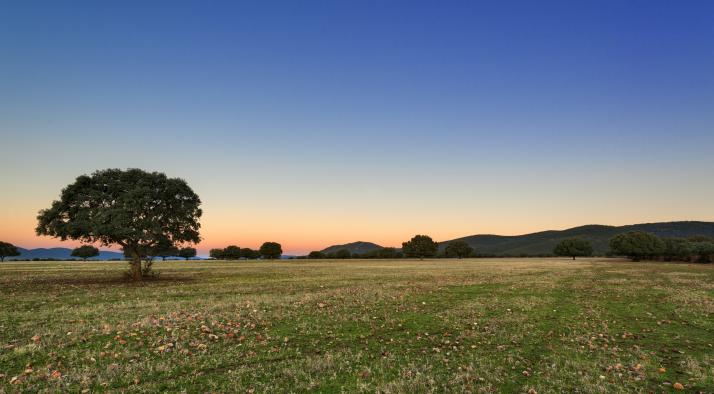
[241, 248, 260, 259]
[222, 245, 242, 260]
[688, 235, 713, 243]
[209, 248, 225, 259]
[691, 241, 714, 263]
[377, 247, 398, 259]
[152, 240, 180, 261]
[553, 238, 593, 260]
[0, 241, 21, 262]
[662, 238, 693, 261]
[444, 241, 474, 259]
[35, 169, 201, 281]
[71, 245, 100, 261]
[335, 249, 352, 259]
[308, 251, 326, 259]
[609, 231, 665, 261]
[259, 242, 282, 259]
[402, 235, 438, 260]
[178, 247, 197, 260]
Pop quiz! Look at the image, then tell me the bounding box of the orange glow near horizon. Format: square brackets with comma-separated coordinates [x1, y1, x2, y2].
[3, 178, 713, 256]
[4, 199, 712, 256]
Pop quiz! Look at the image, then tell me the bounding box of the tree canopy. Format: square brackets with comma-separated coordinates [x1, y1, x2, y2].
[71, 245, 100, 261]
[178, 247, 197, 260]
[36, 169, 202, 280]
[609, 231, 665, 261]
[553, 238, 593, 260]
[209, 248, 224, 259]
[691, 240, 714, 263]
[308, 251, 326, 259]
[241, 248, 260, 259]
[152, 240, 180, 261]
[222, 245, 242, 260]
[377, 247, 399, 259]
[0, 241, 21, 262]
[444, 240, 473, 259]
[402, 235, 438, 259]
[259, 242, 282, 259]
[209, 246, 260, 260]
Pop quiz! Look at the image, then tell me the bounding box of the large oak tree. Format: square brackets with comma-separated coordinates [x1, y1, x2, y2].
[36, 169, 202, 280]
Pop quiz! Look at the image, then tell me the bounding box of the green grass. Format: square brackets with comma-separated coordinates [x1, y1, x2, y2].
[1, 258, 712, 392]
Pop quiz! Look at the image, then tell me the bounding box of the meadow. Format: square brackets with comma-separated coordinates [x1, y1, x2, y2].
[1, 258, 712, 393]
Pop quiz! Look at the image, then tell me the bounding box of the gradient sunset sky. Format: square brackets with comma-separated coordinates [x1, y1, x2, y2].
[1, 1, 713, 255]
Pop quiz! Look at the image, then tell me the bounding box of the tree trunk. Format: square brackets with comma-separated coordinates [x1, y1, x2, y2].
[127, 247, 142, 281]
[131, 257, 142, 281]
[572, 256, 575, 260]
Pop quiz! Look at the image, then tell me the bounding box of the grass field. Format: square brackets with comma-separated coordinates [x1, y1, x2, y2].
[1, 258, 713, 393]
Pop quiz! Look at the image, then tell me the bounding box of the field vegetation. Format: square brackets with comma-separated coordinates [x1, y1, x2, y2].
[1, 258, 712, 392]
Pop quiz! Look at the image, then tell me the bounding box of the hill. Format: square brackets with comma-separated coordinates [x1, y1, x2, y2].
[13, 247, 125, 260]
[441, 221, 714, 256]
[317, 221, 714, 257]
[321, 241, 383, 255]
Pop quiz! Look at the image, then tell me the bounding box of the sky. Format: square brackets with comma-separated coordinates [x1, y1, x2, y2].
[1, 1, 713, 255]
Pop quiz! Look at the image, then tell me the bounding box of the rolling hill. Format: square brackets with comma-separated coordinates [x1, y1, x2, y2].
[12, 247, 125, 260]
[440, 221, 714, 256]
[319, 221, 714, 257]
[321, 241, 383, 255]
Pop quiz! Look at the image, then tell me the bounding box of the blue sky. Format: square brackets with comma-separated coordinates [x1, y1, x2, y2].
[1, 1, 713, 254]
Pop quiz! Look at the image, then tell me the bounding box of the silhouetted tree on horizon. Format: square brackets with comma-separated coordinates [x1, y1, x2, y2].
[0, 241, 21, 262]
[553, 238, 593, 260]
[308, 251, 325, 259]
[71, 245, 100, 261]
[178, 247, 197, 260]
[260, 242, 282, 259]
[222, 245, 242, 260]
[402, 235, 438, 260]
[444, 240, 474, 259]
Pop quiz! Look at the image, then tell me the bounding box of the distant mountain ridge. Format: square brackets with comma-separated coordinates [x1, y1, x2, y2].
[13, 247, 125, 260]
[320, 221, 714, 257]
[321, 241, 383, 255]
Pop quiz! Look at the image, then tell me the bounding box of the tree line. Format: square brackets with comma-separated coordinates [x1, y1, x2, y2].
[302, 232, 714, 263]
[209, 242, 282, 260]
[5, 231, 713, 265]
[550, 231, 714, 262]
[305, 235, 472, 260]
[0, 168, 711, 282]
